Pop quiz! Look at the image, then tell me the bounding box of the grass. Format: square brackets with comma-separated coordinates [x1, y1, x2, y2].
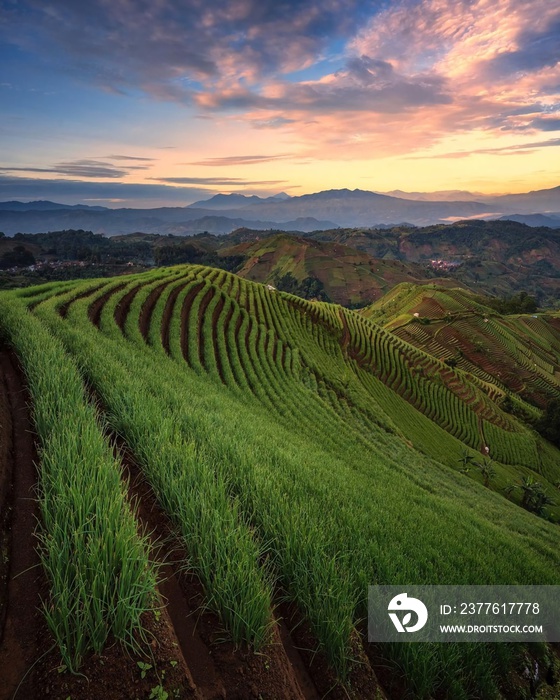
[0, 294, 157, 671]
[3, 265, 560, 697]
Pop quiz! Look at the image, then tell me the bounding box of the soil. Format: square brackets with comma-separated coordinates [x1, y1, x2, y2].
[139, 281, 173, 341]
[88, 283, 127, 327]
[0, 348, 43, 700]
[0, 349, 324, 699]
[59, 283, 106, 318]
[114, 284, 143, 332]
[112, 438, 315, 700]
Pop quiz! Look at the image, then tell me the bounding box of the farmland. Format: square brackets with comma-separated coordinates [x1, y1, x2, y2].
[0, 265, 559, 699]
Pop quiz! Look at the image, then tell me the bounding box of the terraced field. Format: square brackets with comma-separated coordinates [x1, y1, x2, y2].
[1, 266, 559, 700]
[363, 283, 560, 411]
[220, 233, 434, 306]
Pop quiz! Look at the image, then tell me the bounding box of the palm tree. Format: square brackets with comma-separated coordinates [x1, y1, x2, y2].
[505, 476, 556, 516]
[519, 476, 542, 510]
[532, 490, 556, 516]
[458, 449, 474, 474]
[475, 458, 496, 488]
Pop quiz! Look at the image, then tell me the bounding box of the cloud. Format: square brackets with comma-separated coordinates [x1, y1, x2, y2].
[485, 18, 560, 79]
[106, 154, 156, 162]
[195, 54, 451, 115]
[2, 0, 371, 101]
[1, 160, 134, 178]
[407, 137, 560, 160]
[188, 154, 293, 166]
[150, 176, 286, 185]
[0, 174, 215, 206]
[251, 117, 296, 129]
[2, 0, 558, 163]
[349, 0, 560, 134]
[528, 118, 560, 132]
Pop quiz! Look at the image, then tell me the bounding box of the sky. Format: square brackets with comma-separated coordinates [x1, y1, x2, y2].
[1, 0, 559, 207]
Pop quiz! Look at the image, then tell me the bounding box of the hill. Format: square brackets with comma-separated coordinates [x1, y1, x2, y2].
[187, 192, 292, 209]
[305, 219, 560, 305]
[2, 185, 560, 236]
[219, 232, 461, 305]
[0, 266, 559, 699]
[0, 200, 109, 211]
[4, 221, 560, 307]
[362, 283, 560, 409]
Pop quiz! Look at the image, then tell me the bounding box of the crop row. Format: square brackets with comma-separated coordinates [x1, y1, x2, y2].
[0, 293, 156, 671]
[27, 271, 560, 697]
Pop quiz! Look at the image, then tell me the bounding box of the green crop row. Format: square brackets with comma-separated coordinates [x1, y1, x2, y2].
[0, 294, 156, 671]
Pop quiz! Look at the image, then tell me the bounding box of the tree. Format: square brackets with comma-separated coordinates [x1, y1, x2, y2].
[535, 398, 560, 447]
[0, 245, 35, 269]
[457, 449, 474, 474]
[505, 476, 556, 516]
[475, 458, 496, 488]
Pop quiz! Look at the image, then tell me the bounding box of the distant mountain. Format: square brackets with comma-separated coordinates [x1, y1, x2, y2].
[499, 213, 560, 228]
[375, 187, 560, 211]
[156, 215, 336, 235]
[381, 189, 489, 202]
[1, 185, 559, 236]
[223, 188, 492, 227]
[0, 200, 108, 211]
[187, 193, 264, 210]
[188, 191, 292, 210]
[489, 186, 560, 212]
[0, 206, 335, 236]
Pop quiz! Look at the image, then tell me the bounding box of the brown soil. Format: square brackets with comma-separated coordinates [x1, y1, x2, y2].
[0, 348, 43, 700]
[113, 439, 315, 700]
[114, 283, 143, 332]
[139, 281, 173, 341]
[278, 603, 385, 700]
[58, 283, 106, 318]
[89, 283, 127, 327]
[35, 609, 197, 700]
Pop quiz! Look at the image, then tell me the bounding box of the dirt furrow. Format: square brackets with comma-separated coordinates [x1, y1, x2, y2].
[58, 283, 106, 318]
[88, 283, 127, 327]
[0, 348, 43, 700]
[139, 281, 173, 340]
[114, 283, 143, 332]
[114, 438, 312, 700]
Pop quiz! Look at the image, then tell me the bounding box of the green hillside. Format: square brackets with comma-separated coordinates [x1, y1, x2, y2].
[219, 232, 436, 306]
[0, 266, 559, 699]
[363, 283, 560, 410]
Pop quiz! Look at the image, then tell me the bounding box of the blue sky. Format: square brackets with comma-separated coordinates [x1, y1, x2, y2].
[1, 0, 559, 206]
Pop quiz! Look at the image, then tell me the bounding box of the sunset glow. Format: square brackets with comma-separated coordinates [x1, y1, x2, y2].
[1, 0, 559, 206]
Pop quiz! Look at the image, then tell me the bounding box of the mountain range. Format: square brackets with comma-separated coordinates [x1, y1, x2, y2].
[1, 185, 559, 236]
